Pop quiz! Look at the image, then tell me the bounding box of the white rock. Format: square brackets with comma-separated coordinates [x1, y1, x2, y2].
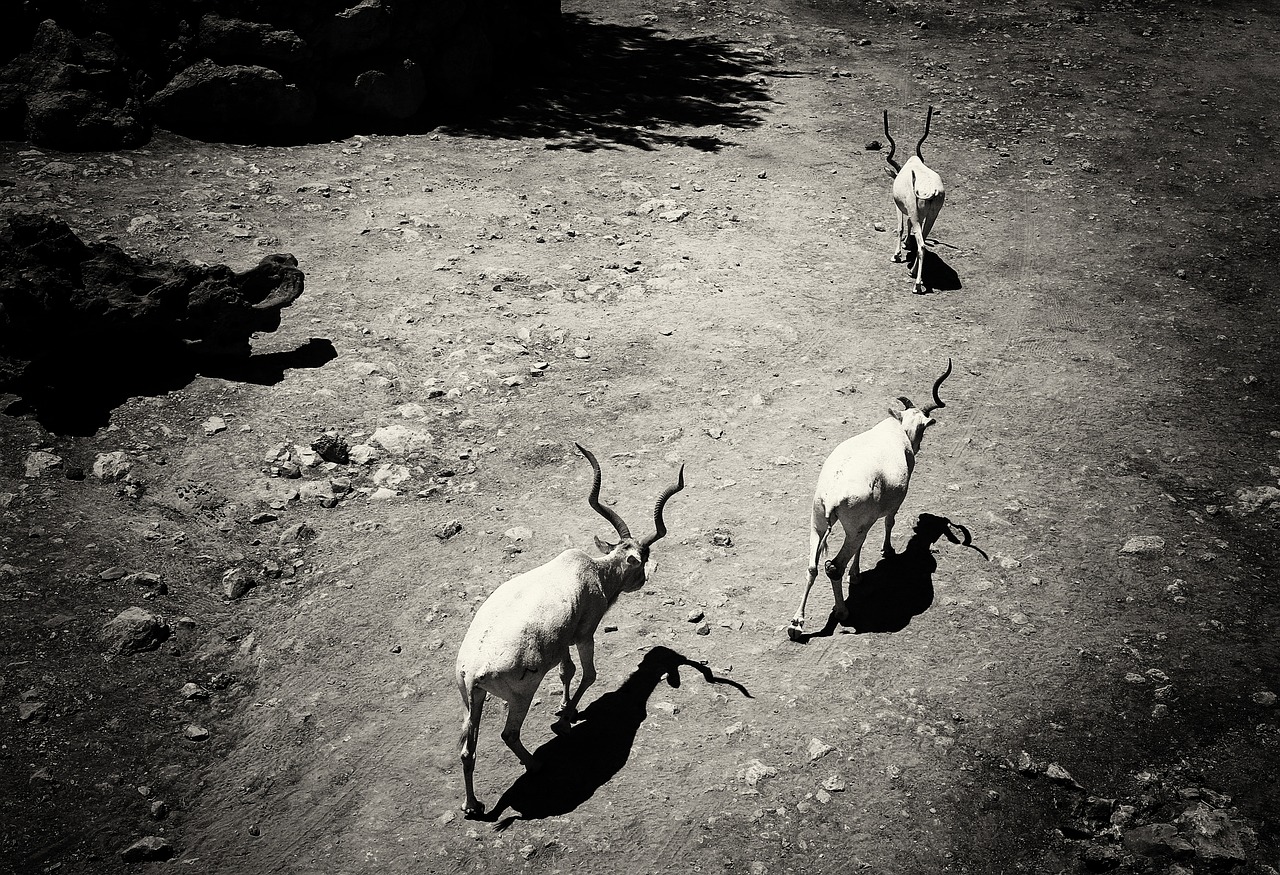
[372, 464, 412, 487]
[24, 451, 62, 477]
[348, 444, 379, 465]
[807, 738, 835, 762]
[92, 451, 132, 481]
[203, 416, 227, 436]
[371, 424, 433, 455]
[1119, 536, 1165, 555]
[739, 759, 777, 786]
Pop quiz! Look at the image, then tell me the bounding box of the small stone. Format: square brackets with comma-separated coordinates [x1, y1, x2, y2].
[686, 610, 705, 623]
[100, 607, 170, 655]
[99, 567, 129, 581]
[814, 789, 831, 804]
[183, 724, 210, 742]
[1046, 763, 1085, 791]
[120, 836, 173, 862]
[150, 800, 169, 820]
[695, 621, 711, 636]
[573, 347, 591, 359]
[504, 526, 533, 542]
[865, 140, 881, 151]
[278, 522, 316, 544]
[180, 683, 210, 700]
[92, 451, 133, 481]
[724, 721, 743, 737]
[311, 434, 350, 464]
[1120, 535, 1165, 555]
[436, 520, 463, 540]
[710, 529, 733, 547]
[757, 171, 767, 179]
[203, 416, 227, 436]
[653, 701, 678, 717]
[30, 767, 53, 783]
[501, 376, 524, 387]
[821, 774, 846, 792]
[739, 759, 777, 786]
[808, 738, 835, 762]
[18, 701, 48, 723]
[349, 444, 379, 465]
[1016, 750, 1040, 774]
[249, 512, 278, 524]
[1251, 691, 1277, 706]
[222, 567, 256, 600]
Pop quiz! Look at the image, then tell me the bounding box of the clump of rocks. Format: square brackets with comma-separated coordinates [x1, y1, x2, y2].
[0, 0, 562, 149]
[0, 213, 304, 392]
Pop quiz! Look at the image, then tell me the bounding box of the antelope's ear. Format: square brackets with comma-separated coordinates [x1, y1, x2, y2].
[593, 535, 614, 554]
[884, 164, 900, 181]
[925, 416, 937, 428]
[889, 406, 904, 421]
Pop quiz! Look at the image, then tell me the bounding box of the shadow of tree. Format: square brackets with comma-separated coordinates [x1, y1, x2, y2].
[483, 646, 751, 827]
[440, 13, 777, 152]
[794, 513, 988, 642]
[2, 338, 336, 436]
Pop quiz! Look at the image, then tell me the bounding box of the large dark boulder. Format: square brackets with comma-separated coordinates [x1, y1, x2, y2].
[198, 14, 310, 70]
[325, 57, 426, 121]
[0, 1, 563, 147]
[0, 214, 305, 387]
[148, 58, 315, 139]
[0, 19, 149, 149]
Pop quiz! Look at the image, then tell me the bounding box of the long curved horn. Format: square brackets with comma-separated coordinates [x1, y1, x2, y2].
[575, 443, 631, 540]
[882, 110, 900, 174]
[920, 357, 952, 414]
[640, 464, 686, 549]
[897, 395, 916, 410]
[915, 105, 934, 160]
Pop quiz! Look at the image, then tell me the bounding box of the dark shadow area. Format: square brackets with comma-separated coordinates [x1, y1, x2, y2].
[437, 13, 777, 152]
[903, 238, 963, 293]
[794, 513, 988, 643]
[482, 646, 751, 827]
[1, 338, 336, 436]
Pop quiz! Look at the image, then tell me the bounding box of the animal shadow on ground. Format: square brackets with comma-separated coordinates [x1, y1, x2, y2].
[2, 338, 336, 436]
[441, 13, 780, 152]
[903, 239, 963, 292]
[484, 646, 752, 828]
[794, 513, 988, 642]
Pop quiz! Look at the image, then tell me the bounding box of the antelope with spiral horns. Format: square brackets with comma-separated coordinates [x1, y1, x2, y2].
[789, 360, 954, 640]
[883, 105, 946, 294]
[454, 443, 686, 817]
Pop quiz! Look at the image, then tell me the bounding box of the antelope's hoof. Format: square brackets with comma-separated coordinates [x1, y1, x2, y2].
[892, 252, 907, 263]
[824, 560, 842, 580]
[463, 801, 486, 819]
[787, 619, 805, 642]
[833, 604, 850, 622]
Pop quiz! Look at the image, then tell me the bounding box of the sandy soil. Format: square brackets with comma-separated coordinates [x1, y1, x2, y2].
[2, 1, 1279, 873]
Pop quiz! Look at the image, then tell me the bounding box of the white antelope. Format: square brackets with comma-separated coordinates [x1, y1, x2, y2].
[788, 360, 953, 641]
[884, 105, 946, 294]
[455, 444, 686, 817]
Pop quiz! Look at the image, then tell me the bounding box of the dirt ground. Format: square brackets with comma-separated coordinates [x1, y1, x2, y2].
[2, 0, 1279, 872]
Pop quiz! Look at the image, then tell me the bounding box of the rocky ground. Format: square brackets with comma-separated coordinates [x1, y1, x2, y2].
[1, 0, 1279, 873]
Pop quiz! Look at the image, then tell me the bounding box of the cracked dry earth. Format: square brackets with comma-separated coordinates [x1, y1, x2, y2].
[2, 0, 1279, 873]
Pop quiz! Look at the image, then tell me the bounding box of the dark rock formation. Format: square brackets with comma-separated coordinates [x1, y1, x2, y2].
[0, 0, 562, 148]
[0, 214, 304, 388]
[148, 59, 316, 139]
